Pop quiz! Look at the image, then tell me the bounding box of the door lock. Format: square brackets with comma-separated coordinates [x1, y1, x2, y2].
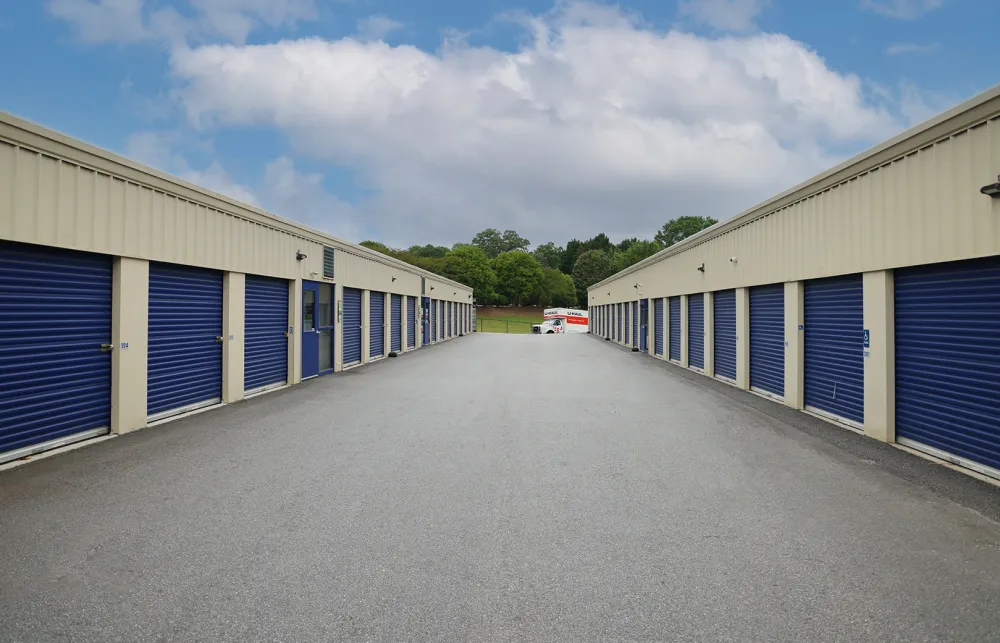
[216, 336, 224, 343]
[100, 343, 114, 352]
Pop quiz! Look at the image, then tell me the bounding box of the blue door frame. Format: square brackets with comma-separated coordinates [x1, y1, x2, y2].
[422, 297, 431, 344]
[301, 281, 334, 379]
[639, 300, 648, 352]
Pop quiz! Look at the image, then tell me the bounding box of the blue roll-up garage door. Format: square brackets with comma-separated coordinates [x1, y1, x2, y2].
[617, 303, 623, 341]
[148, 263, 223, 420]
[343, 287, 362, 365]
[895, 257, 1000, 475]
[669, 296, 681, 361]
[390, 294, 402, 352]
[804, 274, 863, 425]
[625, 302, 630, 345]
[688, 294, 705, 370]
[407, 297, 417, 348]
[0, 242, 112, 464]
[654, 299, 664, 356]
[749, 284, 785, 398]
[714, 289, 737, 381]
[431, 300, 438, 342]
[447, 302, 453, 338]
[370, 291, 385, 359]
[633, 301, 639, 349]
[244, 275, 288, 394]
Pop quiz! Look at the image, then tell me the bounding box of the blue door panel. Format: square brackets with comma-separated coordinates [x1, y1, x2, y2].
[407, 296, 416, 349]
[688, 295, 705, 369]
[343, 287, 363, 365]
[148, 263, 223, 417]
[714, 290, 737, 380]
[447, 302, 453, 338]
[895, 257, 1000, 471]
[749, 284, 785, 397]
[654, 299, 664, 356]
[669, 297, 681, 361]
[390, 294, 402, 352]
[432, 300, 438, 341]
[804, 274, 864, 423]
[634, 301, 641, 349]
[245, 275, 288, 391]
[625, 302, 630, 345]
[422, 297, 430, 344]
[0, 242, 112, 460]
[369, 291, 385, 359]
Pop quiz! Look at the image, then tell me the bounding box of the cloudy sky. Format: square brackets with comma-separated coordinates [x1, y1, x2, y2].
[1, 0, 996, 247]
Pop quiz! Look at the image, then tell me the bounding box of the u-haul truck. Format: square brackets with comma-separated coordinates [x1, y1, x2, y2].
[532, 308, 589, 334]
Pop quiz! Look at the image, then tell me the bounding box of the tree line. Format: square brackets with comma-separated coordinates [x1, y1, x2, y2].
[360, 216, 717, 307]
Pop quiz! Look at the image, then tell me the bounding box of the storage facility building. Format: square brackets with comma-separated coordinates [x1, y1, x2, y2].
[0, 112, 475, 465]
[589, 84, 1000, 482]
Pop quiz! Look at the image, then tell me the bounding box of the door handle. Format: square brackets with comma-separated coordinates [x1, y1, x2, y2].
[100, 343, 114, 352]
[216, 336, 224, 343]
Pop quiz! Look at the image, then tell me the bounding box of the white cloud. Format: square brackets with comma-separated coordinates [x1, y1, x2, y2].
[860, 0, 943, 20]
[260, 157, 361, 241]
[678, 0, 769, 32]
[356, 15, 403, 42]
[164, 2, 902, 246]
[885, 42, 939, 55]
[48, 0, 318, 45]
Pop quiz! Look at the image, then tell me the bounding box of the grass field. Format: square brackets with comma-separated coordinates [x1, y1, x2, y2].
[476, 306, 543, 334]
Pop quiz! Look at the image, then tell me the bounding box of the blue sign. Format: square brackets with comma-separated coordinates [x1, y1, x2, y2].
[863, 329, 870, 348]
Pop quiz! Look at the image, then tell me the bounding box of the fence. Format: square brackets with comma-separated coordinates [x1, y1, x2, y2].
[476, 318, 536, 334]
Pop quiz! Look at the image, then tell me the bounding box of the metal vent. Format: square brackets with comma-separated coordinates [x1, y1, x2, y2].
[323, 247, 335, 278]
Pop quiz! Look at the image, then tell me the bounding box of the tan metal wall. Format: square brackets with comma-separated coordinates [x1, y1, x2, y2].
[0, 112, 471, 300]
[424, 276, 474, 304]
[590, 86, 1000, 305]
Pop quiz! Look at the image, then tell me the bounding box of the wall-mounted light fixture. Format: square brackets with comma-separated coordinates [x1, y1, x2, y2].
[697, 263, 705, 273]
[430, 286, 435, 291]
[392, 276, 397, 282]
[982, 174, 1000, 198]
[296, 250, 308, 261]
[729, 257, 738, 264]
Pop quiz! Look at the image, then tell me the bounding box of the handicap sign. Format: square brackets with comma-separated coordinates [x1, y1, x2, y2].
[863, 329, 870, 348]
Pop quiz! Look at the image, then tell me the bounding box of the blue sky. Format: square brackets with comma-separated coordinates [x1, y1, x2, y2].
[1, 0, 997, 247]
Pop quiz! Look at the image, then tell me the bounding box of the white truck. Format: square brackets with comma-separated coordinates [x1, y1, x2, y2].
[532, 308, 589, 334]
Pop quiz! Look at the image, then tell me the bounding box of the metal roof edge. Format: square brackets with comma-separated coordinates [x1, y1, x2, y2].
[589, 82, 1000, 292]
[0, 110, 472, 293]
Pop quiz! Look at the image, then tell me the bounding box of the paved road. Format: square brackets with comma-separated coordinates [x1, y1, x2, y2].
[2, 334, 1000, 642]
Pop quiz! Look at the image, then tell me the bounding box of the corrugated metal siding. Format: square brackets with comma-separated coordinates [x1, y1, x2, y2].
[688, 295, 705, 370]
[804, 275, 864, 424]
[714, 289, 737, 380]
[586, 112, 1000, 302]
[343, 287, 362, 365]
[0, 241, 111, 461]
[369, 291, 385, 358]
[895, 257, 1000, 473]
[244, 275, 288, 392]
[749, 284, 785, 397]
[147, 263, 223, 418]
[654, 299, 664, 356]
[669, 297, 681, 361]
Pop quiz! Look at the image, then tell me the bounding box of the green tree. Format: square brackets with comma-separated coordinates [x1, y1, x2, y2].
[360, 240, 392, 254]
[532, 242, 564, 270]
[560, 239, 583, 274]
[443, 244, 497, 304]
[500, 229, 531, 253]
[654, 216, 718, 248]
[492, 251, 544, 306]
[533, 267, 577, 308]
[571, 249, 614, 305]
[613, 239, 661, 272]
[617, 237, 638, 252]
[471, 228, 504, 258]
[407, 244, 450, 258]
[582, 232, 612, 254]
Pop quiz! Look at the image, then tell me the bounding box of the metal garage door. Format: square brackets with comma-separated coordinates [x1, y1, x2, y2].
[633, 301, 640, 350]
[895, 257, 1000, 475]
[0, 242, 112, 464]
[688, 294, 705, 370]
[714, 289, 736, 381]
[431, 300, 438, 341]
[391, 294, 402, 352]
[625, 302, 630, 345]
[244, 275, 288, 394]
[407, 297, 416, 349]
[669, 296, 681, 361]
[471, 303, 477, 333]
[343, 287, 363, 365]
[448, 302, 453, 338]
[148, 263, 223, 420]
[370, 291, 385, 359]
[804, 274, 863, 425]
[654, 299, 664, 356]
[749, 284, 785, 398]
[617, 303, 623, 341]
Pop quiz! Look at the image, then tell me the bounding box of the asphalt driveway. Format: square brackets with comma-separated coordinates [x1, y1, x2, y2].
[2, 333, 999, 642]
